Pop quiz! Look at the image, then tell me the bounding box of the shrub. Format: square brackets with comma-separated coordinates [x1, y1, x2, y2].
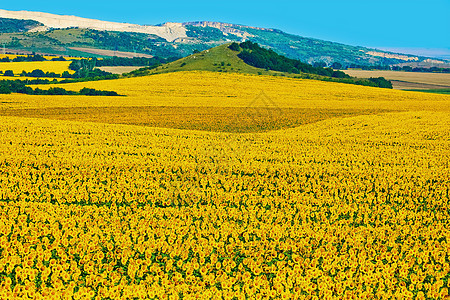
[228, 42, 241, 52]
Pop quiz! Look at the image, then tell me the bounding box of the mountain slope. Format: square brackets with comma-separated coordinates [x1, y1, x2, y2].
[0, 17, 42, 33]
[0, 9, 448, 67]
[0, 9, 186, 41]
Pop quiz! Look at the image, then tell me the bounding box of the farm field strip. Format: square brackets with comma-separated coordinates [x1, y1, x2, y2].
[69, 47, 153, 58]
[390, 80, 450, 91]
[98, 66, 147, 74]
[0, 61, 74, 75]
[343, 70, 450, 89]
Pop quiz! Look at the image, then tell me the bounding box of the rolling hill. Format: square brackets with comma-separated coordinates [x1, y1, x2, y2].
[1, 9, 448, 67]
[124, 42, 393, 89]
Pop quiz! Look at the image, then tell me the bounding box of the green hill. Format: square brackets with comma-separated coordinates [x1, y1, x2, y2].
[125, 43, 393, 89]
[130, 44, 275, 76]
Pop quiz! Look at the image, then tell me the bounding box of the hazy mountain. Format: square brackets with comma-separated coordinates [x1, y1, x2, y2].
[0, 9, 448, 67]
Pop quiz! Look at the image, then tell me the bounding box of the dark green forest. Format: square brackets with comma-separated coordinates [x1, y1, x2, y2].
[0, 80, 120, 96]
[231, 42, 393, 89]
[0, 18, 42, 33]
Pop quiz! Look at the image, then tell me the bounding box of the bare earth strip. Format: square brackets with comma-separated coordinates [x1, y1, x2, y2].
[98, 66, 147, 74]
[390, 80, 450, 90]
[69, 47, 153, 58]
[344, 70, 450, 89]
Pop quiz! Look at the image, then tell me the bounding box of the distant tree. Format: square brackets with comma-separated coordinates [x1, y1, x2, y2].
[4, 70, 14, 77]
[240, 41, 259, 50]
[47, 87, 69, 95]
[29, 69, 46, 78]
[80, 87, 119, 96]
[332, 70, 348, 78]
[368, 77, 393, 89]
[51, 56, 67, 61]
[30, 54, 46, 61]
[61, 71, 72, 78]
[228, 42, 241, 51]
[193, 49, 201, 54]
[331, 62, 342, 70]
[313, 62, 327, 68]
[0, 85, 11, 94]
[402, 66, 413, 72]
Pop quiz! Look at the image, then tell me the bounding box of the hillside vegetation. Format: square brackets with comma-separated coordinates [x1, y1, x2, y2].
[0, 17, 42, 33]
[0, 28, 212, 58]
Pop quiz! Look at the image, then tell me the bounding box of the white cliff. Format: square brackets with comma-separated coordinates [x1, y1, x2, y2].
[0, 9, 187, 42]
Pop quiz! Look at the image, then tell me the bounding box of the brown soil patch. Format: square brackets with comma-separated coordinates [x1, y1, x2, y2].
[97, 66, 147, 74]
[69, 47, 153, 58]
[391, 80, 450, 90]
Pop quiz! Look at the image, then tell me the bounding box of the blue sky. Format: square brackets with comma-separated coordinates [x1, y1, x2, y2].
[2, 0, 449, 56]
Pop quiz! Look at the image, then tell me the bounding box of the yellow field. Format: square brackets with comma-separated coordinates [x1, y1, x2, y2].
[0, 61, 74, 75]
[0, 54, 83, 60]
[0, 71, 449, 299]
[18, 71, 450, 112]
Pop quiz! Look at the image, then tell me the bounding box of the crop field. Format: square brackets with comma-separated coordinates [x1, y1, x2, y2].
[23, 72, 450, 111]
[69, 48, 153, 59]
[0, 76, 65, 82]
[343, 70, 450, 90]
[0, 71, 449, 299]
[0, 61, 74, 75]
[98, 66, 148, 75]
[0, 54, 81, 61]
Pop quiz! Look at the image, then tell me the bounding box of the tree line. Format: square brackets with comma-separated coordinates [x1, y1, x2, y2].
[232, 41, 351, 79]
[0, 80, 120, 96]
[229, 42, 393, 89]
[1, 69, 119, 81]
[0, 54, 67, 62]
